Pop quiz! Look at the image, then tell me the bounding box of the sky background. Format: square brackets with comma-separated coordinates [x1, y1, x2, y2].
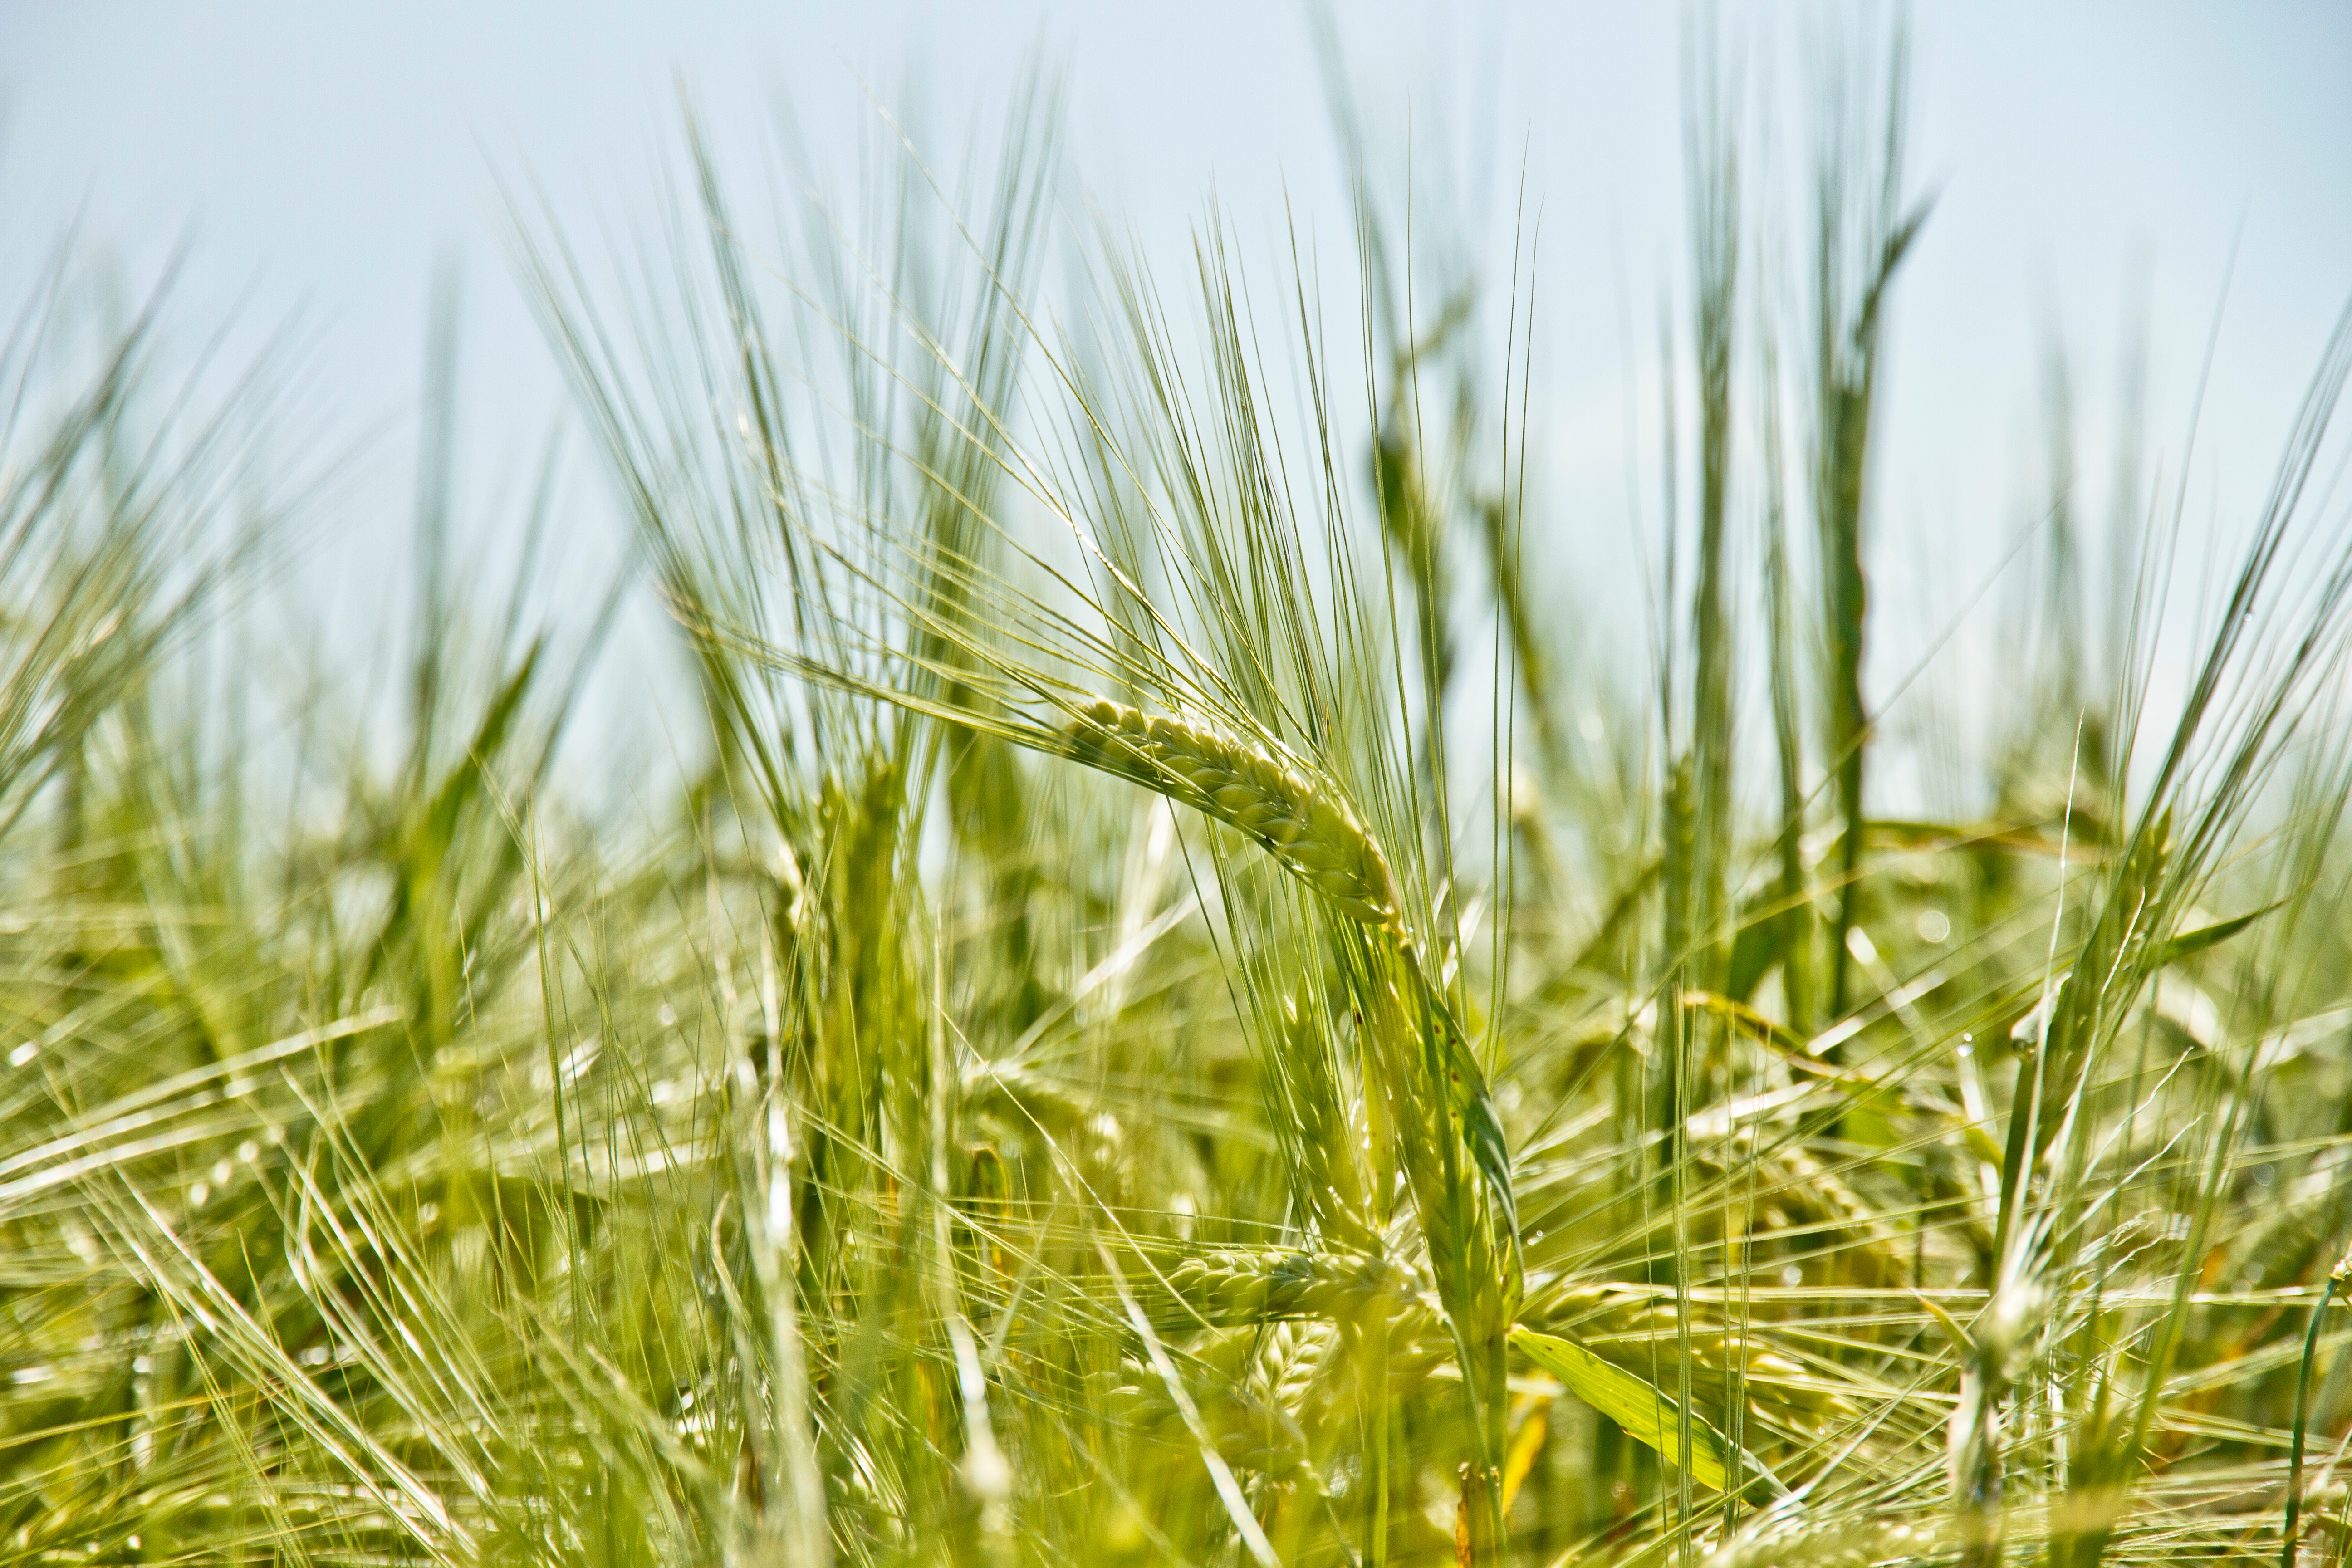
[5, 1, 2350, 804]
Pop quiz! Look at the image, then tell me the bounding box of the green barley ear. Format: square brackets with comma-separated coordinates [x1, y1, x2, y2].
[1056, 701, 1519, 1249]
[1063, 698, 1406, 931]
[1152, 1246, 1406, 1329]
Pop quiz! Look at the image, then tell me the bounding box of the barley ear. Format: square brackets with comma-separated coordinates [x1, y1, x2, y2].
[1063, 699, 1405, 931]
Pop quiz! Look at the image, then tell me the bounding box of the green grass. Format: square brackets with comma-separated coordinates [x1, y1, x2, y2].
[5, 20, 2352, 1568]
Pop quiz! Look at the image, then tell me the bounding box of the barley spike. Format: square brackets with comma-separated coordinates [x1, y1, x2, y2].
[1064, 698, 1405, 929]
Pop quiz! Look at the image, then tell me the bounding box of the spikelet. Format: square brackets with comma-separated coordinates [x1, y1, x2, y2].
[1256, 1318, 1340, 1414]
[1063, 698, 1404, 929]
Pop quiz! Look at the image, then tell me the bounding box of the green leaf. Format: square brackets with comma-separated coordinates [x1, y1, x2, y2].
[2153, 901, 2283, 969]
[1510, 1326, 1742, 1492]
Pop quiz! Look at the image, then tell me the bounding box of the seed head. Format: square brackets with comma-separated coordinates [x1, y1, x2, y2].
[1065, 699, 1404, 929]
[1159, 1248, 1404, 1327]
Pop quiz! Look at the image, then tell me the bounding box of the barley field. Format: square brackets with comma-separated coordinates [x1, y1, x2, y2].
[5, 13, 2352, 1567]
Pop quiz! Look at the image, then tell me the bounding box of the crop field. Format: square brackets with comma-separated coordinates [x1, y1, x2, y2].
[4, 13, 2352, 1567]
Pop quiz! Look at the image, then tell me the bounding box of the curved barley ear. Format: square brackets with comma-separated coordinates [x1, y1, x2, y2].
[1063, 698, 1405, 931]
[1152, 1247, 1409, 1329]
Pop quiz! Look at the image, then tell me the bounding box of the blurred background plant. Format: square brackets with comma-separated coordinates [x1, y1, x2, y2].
[4, 10, 2352, 1568]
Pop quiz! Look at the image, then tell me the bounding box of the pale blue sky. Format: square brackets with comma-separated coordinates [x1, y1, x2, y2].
[5, 2, 2349, 794]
